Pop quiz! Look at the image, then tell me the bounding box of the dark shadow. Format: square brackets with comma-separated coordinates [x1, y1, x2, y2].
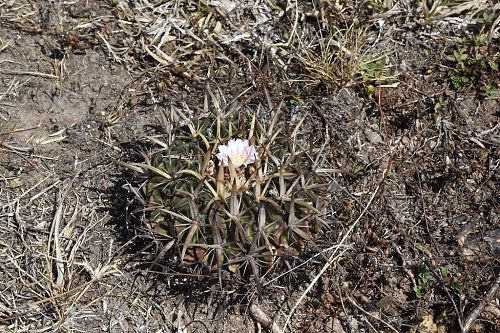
[103, 140, 156, 258]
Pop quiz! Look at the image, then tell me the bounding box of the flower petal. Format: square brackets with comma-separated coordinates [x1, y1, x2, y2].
[217, 139, 258, 168]
[216, 144, 230, 166]
[218, 144, 228, 154]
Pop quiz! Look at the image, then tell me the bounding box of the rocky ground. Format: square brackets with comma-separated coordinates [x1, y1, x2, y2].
[0, 1, 499, 332]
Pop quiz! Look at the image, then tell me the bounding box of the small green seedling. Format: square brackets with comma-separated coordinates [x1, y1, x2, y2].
[413, 242, 423, 252]
[414, 264, 436, 298]
[476, 12, 496, 26]
[445, 33, 498, 92]
[484, 84, 499, 99]
[359, 55, 395, 95]
[450, 75, 470, 90]
[435, 96, 447, 111]
[439, 266, 449, 278]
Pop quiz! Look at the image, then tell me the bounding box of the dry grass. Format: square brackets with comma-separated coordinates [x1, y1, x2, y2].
[1, 0, 499, 332]
[294, 23, 369, 88]
[0, 179, 116, 330]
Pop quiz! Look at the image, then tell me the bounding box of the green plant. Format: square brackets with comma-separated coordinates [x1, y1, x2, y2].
[414, 264, 436, 298]
[128, 99, 327, 284]
[445, 34, 499, 91]
[439, 266, 449, 278]
[450, 75, 470, 90]
[447, 44, 469, 71]
[476, 12, 496, 26]
[450, 281, 461, 292]
[484, 84, 499, 99]
[435, 96, 447, 111]
[358, 55, 396, 95]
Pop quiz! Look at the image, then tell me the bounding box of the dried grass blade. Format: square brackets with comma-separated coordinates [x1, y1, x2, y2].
[288, 197, 296, 227]
[207, 84, 222, 115]
[248, 111, 257, 141]
[279, 170, 286, 199]
[50, 195, 66, 289]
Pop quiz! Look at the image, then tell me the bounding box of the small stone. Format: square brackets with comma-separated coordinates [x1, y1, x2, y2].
[365, 129, 384, 144]
[9, 178, 23, 188]
[326, 318, 346, 333]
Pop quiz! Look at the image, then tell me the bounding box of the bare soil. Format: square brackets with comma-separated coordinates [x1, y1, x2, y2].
[1, 1, 498, 332]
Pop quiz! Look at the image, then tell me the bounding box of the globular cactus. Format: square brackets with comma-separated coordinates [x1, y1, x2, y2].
[133, 103, 327, 283]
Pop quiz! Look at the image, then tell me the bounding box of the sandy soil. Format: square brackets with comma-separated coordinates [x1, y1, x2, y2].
[1, 1, 499, 332]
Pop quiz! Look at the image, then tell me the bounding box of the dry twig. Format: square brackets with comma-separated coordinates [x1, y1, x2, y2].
[282, 154, 394, 331]
[462, 274, 500, 333]
[250, 303, 283, 333]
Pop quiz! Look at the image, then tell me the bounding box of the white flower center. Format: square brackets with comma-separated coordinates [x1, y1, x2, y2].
[230, 153, 249, 167]
[216, 139, 258, 168]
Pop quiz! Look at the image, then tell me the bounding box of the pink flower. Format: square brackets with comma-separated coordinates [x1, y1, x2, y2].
[216, 139, 258, 168]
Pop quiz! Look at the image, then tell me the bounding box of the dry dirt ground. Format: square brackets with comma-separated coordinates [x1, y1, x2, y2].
[0, 1, 499, 332]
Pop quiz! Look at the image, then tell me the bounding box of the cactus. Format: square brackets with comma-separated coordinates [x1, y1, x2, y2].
[133, 102, 327, 284]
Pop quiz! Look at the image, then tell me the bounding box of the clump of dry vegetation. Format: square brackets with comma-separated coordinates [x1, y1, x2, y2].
[0, 0, 499, 332]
